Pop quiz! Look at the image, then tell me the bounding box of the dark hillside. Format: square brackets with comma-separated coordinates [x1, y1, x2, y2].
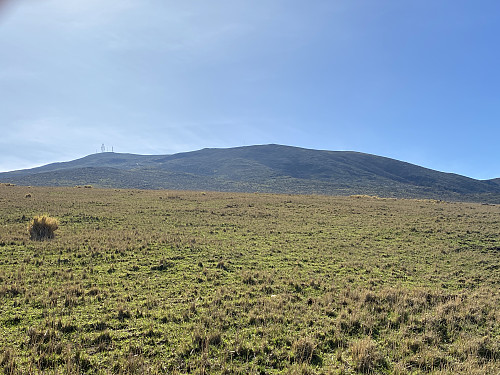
[2, 153, 161, 176]
[1, 144, 499, 202]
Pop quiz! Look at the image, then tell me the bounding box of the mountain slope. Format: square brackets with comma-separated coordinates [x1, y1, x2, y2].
[1, 144, 499, 202]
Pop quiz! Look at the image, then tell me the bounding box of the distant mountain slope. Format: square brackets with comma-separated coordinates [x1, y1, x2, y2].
[1, 144, 499, 202]
[2, 153, 161, 176]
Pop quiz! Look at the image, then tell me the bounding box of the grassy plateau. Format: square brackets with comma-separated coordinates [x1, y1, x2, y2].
[0, 184, 499, 374]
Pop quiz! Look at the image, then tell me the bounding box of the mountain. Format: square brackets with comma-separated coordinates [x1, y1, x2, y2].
[1, 144, 499, 202]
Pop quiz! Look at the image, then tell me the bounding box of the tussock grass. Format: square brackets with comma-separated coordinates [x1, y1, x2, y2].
[0, 348, 17, 375]
[27, 215, 59, 241]
[292, 337, 317, 364]
[350, 337, 386, 373]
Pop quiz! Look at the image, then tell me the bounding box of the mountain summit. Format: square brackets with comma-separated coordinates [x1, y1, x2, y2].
[1, 144, 499, 202]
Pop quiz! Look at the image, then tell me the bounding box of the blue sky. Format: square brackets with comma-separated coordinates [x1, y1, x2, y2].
[0, 1, 499, 179]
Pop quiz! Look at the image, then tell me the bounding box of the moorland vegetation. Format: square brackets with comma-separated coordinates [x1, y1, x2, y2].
[0, 184, 498, 374]
[1, 145, 499, 203]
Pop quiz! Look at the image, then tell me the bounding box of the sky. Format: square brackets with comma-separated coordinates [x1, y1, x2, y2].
[0, 0, 499, 180]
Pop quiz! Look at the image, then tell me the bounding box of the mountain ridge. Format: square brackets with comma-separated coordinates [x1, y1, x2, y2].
[1, 144, 499, 203]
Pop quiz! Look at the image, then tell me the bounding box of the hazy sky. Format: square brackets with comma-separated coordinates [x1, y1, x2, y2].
[1, 1, 499, 179]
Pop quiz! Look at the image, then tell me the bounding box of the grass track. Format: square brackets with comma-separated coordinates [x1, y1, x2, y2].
[0, 185, 499, 374]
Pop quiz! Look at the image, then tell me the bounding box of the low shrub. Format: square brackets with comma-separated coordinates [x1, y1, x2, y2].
[28, 215, 59, 241]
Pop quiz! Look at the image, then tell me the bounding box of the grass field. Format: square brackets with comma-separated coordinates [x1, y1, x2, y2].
[0, 184, 499, 374]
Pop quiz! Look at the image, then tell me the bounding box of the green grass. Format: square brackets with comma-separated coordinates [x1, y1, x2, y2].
[0, 185, 499, 374]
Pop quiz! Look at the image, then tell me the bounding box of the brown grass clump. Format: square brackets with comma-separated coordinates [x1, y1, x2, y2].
[0, 348, 17, 375]
[350, 337, 386, 373]
[28, 215, 59, 241]
[292, 337, 317, 364]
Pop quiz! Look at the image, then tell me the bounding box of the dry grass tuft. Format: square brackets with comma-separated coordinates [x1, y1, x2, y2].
[28, 215, 59, 241]
[350, 337, 386, 373]
[0, 348, 17, 375]
[292, 337, 317, 364]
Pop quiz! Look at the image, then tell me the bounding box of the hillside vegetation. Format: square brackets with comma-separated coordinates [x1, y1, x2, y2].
[1, 145, 499, 203]
[0, 184, 499, 374]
